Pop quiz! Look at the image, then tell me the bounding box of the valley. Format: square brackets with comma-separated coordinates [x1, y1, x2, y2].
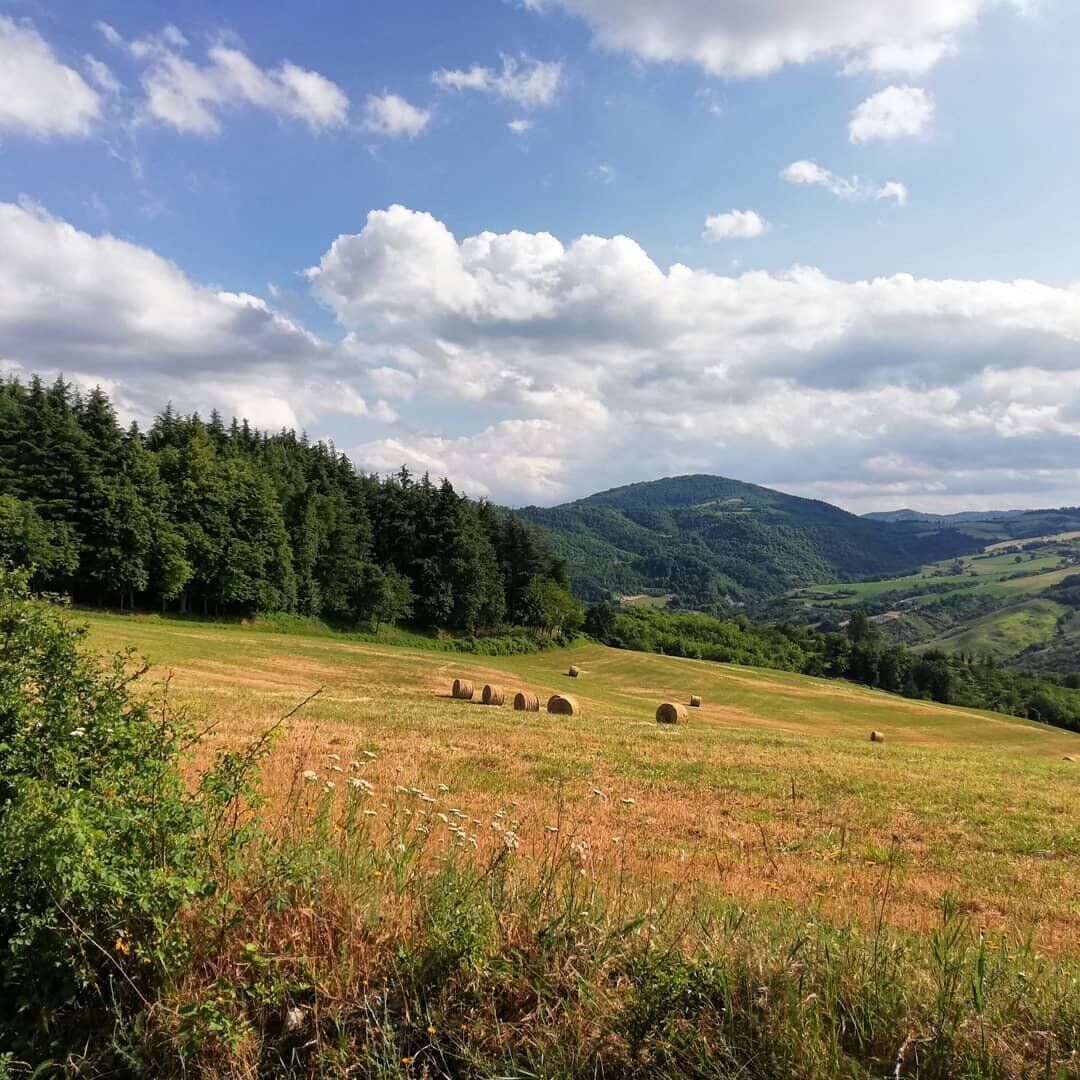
[792, 534, 1080, 674]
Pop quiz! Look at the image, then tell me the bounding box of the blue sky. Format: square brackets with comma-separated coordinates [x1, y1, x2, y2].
[2, 0, 1080, 511]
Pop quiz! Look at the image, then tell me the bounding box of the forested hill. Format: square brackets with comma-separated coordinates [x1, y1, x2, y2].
[518, 474, 985, 611]
[863, 505, 1080, 537]
[0, 377, 571, 633]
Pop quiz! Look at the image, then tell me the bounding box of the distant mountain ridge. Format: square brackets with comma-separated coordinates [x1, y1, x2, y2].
[518, 474, 983, 611]
[863, 508, 1029, 524]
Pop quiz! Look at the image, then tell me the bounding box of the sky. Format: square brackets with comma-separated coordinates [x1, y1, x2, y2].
[2, 0, 1080, 513]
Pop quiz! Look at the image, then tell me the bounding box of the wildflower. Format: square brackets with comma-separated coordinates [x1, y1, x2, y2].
[324, 781, 336, 791]
[545, 825, 558, 833]
[621, 798, 635, 805]
[302, 770, 319, 783]
[402, 1057, 412, 1065]
[438, 784, 449, 793]
[592, 788, 607, 799]
[330, 765, 343, 773]
[364, 809, 378, 816]
[363, 750, 377, 758]
[70, 727, 86, 737]
[350, 760, 361, 769]
[503, 831, 520, 850]
[328, 754, 341, 762]
[426, 1025, 436, 1035]
[395, 785, 409, 793]
[114, 933, 129, 955]
[437, 812, 449, 823]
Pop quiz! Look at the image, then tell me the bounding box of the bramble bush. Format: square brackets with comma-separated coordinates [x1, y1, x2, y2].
[0, 566, 235, 1066]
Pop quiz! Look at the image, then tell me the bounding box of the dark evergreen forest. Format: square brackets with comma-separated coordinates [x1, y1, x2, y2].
[0, 376, 576, 634]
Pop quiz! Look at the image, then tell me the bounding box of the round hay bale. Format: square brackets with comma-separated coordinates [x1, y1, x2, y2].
[689, 695, 702, 708]
[513, 691, 540, 712]
[482, 684, 506, 707]
[656, 702, 687, 725]
[870, 730, 885, 743]
[547, 693, 580, 716]
[568, 664, 580, 678]
[451, 679, 473, 700]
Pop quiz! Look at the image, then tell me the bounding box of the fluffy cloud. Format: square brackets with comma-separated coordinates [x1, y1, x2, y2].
[433, 55, 563, 108]
[6, 198, 1080, 511]
[307, 205, 1080, 508]
[703, 209, 769, 241]
[0, 200, 386, 431]
[850, 85, 935, 142]
[524, 0, 1025, 76]
[363, 93, 431, 137]
[0, 17, 101, 137]
[782, 160, 908, 205]
[115, 26, 348, 134]
[508, 118, 533, 134]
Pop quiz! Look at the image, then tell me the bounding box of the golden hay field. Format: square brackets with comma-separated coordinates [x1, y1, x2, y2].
[82, 612, 1080, 954]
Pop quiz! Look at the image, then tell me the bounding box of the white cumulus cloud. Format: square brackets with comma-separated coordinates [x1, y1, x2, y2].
[782, 160, 908, 205]
[0, 200, 383, 431]
[850, 85, 935, 142]
[7, 200, 1080, 511]
[703, 209, 770, 241]
[0, 17, 101, 137]
[523, 0, 1028, 76]
[433, 55, 563, 108]
[113, 25, 349, 134]
[363, 93, 430, 138]
[307, 205, 1080, 507]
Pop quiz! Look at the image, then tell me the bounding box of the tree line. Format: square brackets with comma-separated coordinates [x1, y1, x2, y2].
[585, 604, 1080, 734]
[0, 376, 581, 636]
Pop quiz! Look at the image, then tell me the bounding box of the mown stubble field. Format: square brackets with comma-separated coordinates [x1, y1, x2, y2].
[81, 611, 1080, 956]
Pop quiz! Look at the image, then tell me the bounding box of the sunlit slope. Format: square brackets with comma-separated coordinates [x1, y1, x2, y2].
[80, 612, 1080, 948]
[83, 612, 1077, 758]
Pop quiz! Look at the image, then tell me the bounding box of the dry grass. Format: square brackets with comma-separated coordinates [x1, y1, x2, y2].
[81, 613, 1080, 956]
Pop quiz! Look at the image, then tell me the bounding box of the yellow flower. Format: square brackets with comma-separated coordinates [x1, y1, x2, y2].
[114, 933, 129, 955]
[426, 1025, 436, 1035]
[401, 1057, 412, 1066]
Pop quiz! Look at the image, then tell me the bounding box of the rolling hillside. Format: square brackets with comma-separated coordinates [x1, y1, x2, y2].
[791, 533, 1080, 674]
[80, 609, 1080, 952]
[518, 475, 984, 610]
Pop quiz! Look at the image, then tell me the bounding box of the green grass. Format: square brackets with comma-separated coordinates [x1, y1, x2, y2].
[802, 541, 1080, 610]
[619, 592, 676, 609]
[22, 603, 1078, 1077]
[925, 598, 1067, 659]
[77, 609, 1080, 956]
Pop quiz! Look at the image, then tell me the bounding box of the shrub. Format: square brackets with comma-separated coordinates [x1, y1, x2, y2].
[0, 567, 213, 1063]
